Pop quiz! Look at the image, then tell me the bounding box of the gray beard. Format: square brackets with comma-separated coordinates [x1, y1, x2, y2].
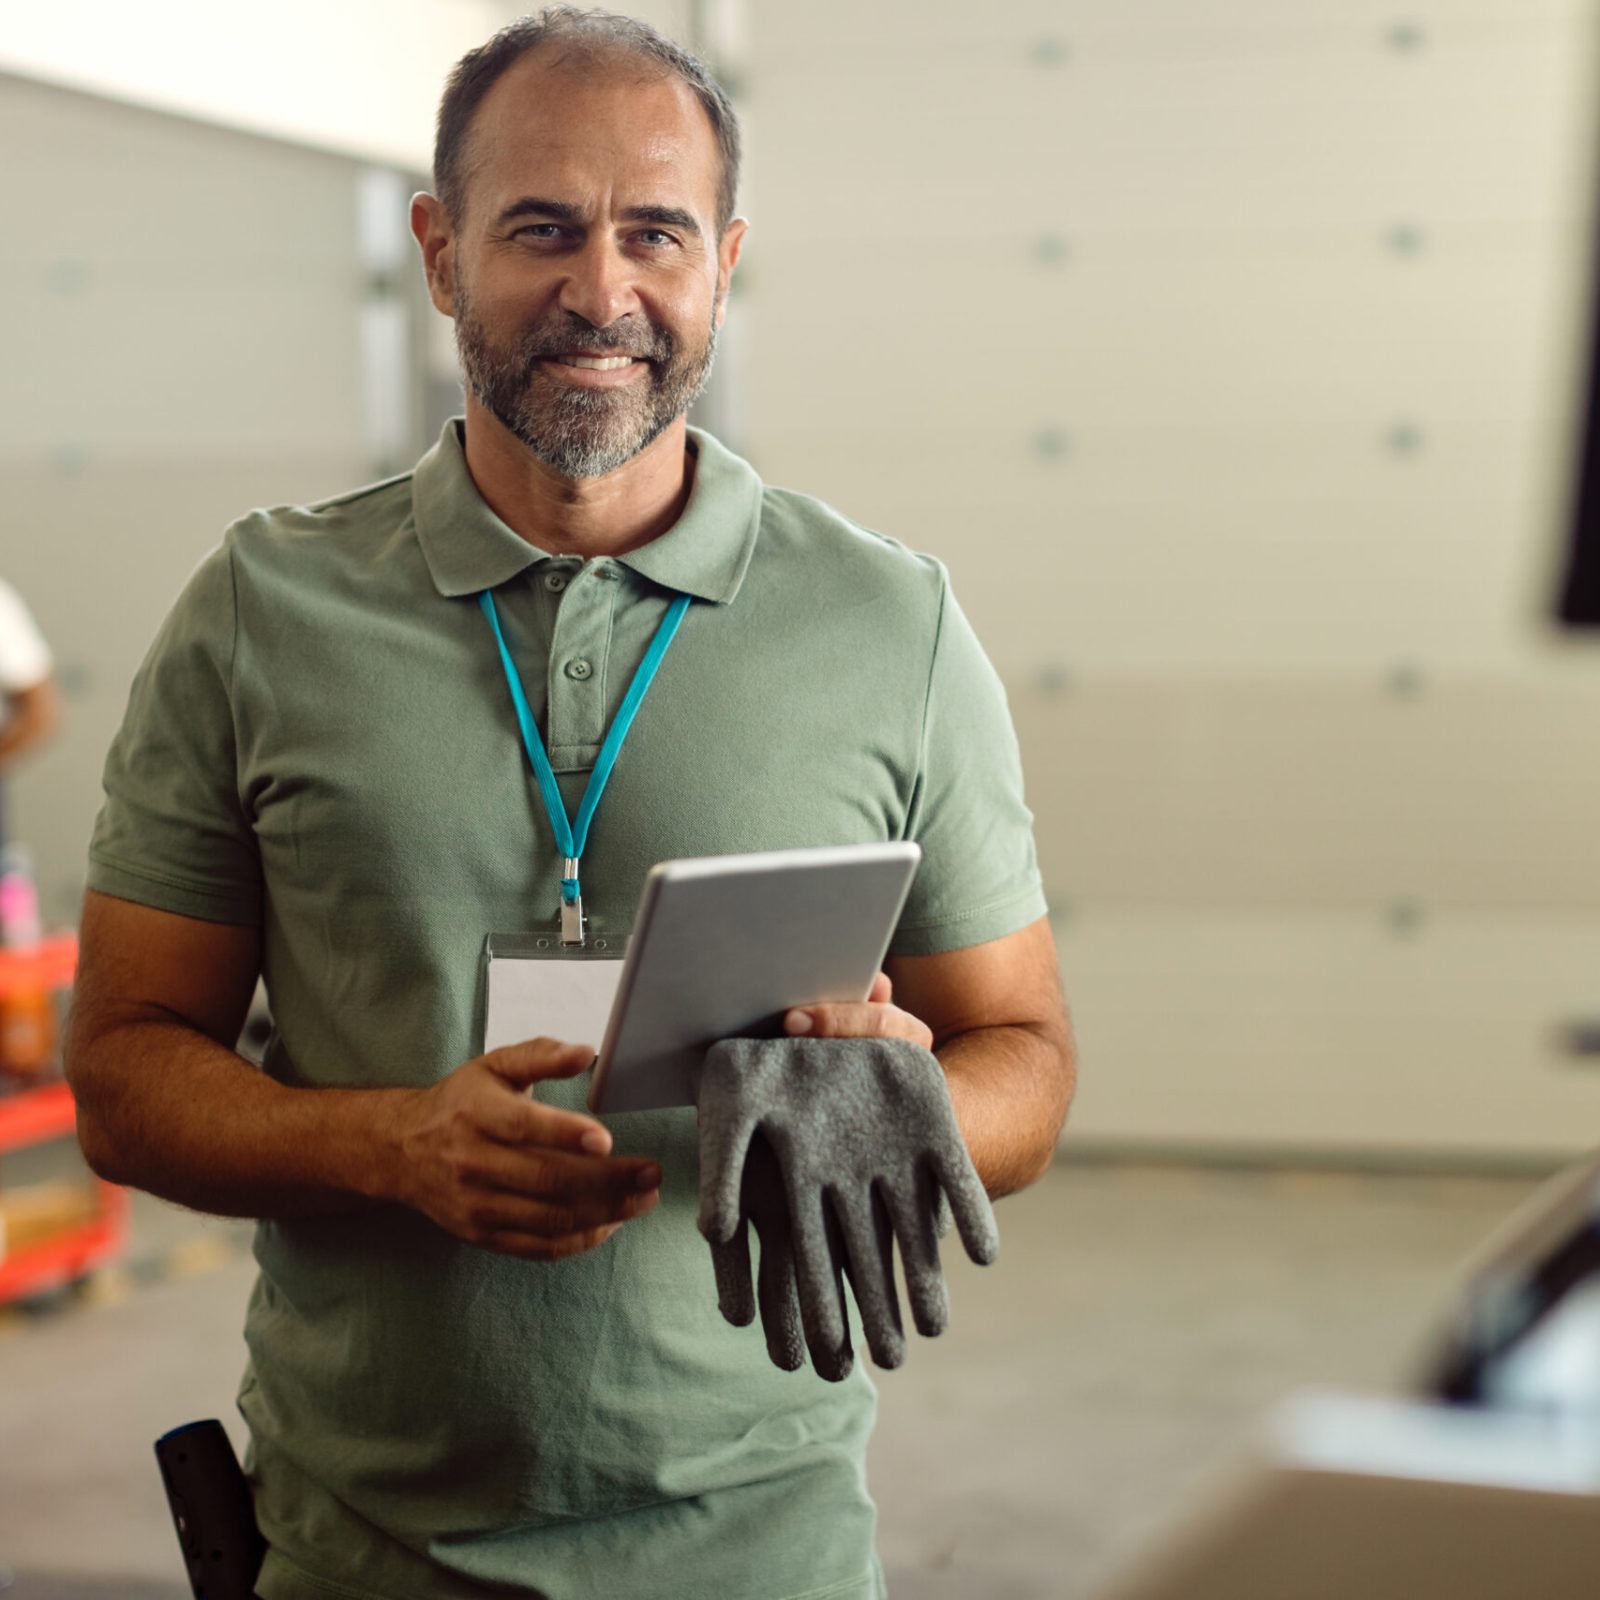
[453, 284, 718, 478]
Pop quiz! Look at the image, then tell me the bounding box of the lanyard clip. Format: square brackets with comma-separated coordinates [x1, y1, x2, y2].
[560, 857, 586, 946]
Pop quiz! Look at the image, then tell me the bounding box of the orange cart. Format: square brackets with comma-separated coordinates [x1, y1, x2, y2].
[0, 934, 130, 1305]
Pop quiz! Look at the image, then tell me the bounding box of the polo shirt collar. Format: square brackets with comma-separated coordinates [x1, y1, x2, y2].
[411, 418, 763, 606]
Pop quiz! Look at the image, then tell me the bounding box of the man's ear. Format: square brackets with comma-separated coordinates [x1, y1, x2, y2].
[713, 216, 749, 329]
[410, 192, 457, 316]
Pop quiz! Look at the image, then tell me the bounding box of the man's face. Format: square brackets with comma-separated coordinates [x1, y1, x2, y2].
[436, 56, 743, 479]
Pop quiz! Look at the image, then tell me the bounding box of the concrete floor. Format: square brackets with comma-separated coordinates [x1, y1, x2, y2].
[0, 1159, 1547, 1599]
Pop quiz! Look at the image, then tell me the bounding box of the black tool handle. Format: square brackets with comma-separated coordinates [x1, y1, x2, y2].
[154, 1419, 266, 1600]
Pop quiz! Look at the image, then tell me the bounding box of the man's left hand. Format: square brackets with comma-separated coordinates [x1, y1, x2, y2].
[783, 972, 933, 1049]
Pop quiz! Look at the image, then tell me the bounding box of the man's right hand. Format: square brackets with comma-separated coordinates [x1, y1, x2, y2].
[390, 1037, 661, 1262]
[67, 895, 661, 1241]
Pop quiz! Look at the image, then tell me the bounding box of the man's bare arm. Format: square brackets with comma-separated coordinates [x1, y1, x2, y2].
[794, 916, 1075, 1198]
[65, 890, 661, 1257]
[67, 890, 404, 1216]
[890, 917, 1077, 1197]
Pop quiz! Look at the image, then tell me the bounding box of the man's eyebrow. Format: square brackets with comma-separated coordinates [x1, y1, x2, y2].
[497, 197, 584, 226]
[496, 196, 702, 240]
[620, 204, 702, 240]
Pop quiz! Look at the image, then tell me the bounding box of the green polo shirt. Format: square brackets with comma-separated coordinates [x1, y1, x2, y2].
[87, 419, 1046, 1600]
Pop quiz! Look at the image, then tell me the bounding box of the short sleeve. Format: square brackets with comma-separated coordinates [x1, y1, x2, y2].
[86, 542, 262, 926]
[889, 570, 1048, 956]
[0, 578, 53, 692]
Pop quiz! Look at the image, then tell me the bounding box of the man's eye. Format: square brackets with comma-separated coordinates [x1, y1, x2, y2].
[638, 229, 676, 247]
[514, 223, 562, 239]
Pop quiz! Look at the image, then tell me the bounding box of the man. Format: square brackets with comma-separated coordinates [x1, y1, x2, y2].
[66, 9, 1075, 1599]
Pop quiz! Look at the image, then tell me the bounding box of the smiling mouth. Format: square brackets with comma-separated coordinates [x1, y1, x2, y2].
[547, 354, 645, 371]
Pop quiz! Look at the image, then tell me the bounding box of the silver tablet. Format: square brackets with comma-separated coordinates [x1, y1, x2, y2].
[587, 841, 921, 1114]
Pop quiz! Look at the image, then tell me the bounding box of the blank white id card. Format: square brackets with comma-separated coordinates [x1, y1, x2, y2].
[482, 933, 628, 1065]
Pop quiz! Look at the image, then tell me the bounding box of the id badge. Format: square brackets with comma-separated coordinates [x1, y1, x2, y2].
[482, 932, 627, 1111]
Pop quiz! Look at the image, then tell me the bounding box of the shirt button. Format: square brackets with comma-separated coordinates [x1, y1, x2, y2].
[595, 564, 619, 582]
[544, 571, 568, 593]
[565, 657, 593, 681]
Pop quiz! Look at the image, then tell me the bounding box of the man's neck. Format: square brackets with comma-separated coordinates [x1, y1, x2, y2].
[460, 395, 694, 560]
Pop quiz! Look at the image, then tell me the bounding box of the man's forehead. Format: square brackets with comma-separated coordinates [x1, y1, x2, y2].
[469, 53, 717, 220]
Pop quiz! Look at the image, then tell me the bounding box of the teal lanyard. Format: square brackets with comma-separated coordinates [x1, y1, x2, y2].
[478, 585, 691, 944]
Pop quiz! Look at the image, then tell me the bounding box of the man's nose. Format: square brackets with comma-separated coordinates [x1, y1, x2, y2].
[556, 237, 642, 331]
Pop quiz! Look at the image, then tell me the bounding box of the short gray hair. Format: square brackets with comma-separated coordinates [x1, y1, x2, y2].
[434, 7, 742, 236]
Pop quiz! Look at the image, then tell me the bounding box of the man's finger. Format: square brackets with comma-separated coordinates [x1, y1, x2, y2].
[469, 1187, 658, 1239]
[470, 1142, 662, 1204]
[477, 1078, 615, 1156]
[479, 1222, 623, 1263]
[867, 971, 892, 1004]
[483, 1037, 596, 1087]
[783, 1003, 933, 1048]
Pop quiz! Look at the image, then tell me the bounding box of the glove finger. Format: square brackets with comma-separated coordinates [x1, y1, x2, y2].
[752, 1212, 807, 1372]
[935, 1147, 1001, 1267]
[809, 1195, 856, 1382]
[836, 1183, 905, 1370]
[886, 1164, 950, 1338]
[790, 1188, 852, 1380]
[709, 1220, 756, 1328]
[696, 1097, 759, 1245]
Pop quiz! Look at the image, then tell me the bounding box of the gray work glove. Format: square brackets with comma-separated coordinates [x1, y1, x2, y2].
[696, 1036, 1000, 1382]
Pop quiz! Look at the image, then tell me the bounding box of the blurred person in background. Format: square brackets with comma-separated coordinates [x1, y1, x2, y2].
[0, 576, 61, 837]
[0, 575, 61, 1076]
[64, 8, 1074, 1600]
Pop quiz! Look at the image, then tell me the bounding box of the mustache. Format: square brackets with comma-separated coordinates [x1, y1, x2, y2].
[522, 326, 668, 367]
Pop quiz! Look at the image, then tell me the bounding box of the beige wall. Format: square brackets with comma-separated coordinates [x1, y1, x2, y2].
[10, 3, 1600, 1163]
[0, 75, 418, 928]
[0, 1, 693, 171]
[1, 4, 702, 929]
[734, 0, 1600, 1160]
